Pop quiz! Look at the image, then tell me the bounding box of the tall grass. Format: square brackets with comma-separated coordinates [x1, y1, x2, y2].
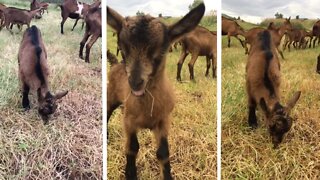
[0, 1, 102, 179]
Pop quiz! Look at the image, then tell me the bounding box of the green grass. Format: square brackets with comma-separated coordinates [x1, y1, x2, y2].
[0, 1, 102, 179]
[222, 20, 320, 179]
[107, 17, 216, 179]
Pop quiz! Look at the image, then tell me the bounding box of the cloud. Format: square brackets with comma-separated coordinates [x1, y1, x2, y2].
[107, 0, 217, 17]
[222, 0, 319, 23]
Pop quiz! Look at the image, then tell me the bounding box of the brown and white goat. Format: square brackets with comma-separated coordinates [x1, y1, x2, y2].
[0, 7, 42, 33]
[177, 26, 217, 81]
[107, 3, 205, 179]
[59, 0, 90, 34]
[18, 26, 68, 124]
[246, 30, 301, 148]
[79, 4, 101, 63]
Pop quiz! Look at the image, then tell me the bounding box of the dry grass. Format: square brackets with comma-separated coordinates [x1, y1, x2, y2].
[0, 1, 102, 179]
[222, 21, 320, 179]
[107, 17, 216, 179]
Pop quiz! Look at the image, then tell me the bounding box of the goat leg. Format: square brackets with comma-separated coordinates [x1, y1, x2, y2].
[72, 19, 79, 31]
[154, 124, 172, 180]
[85, 34, 99, 63]
[125, 132, 139, 180]
[248, 98, 258, 128]
[188, 54, 198, 81]
[79, 32, 90, 60]
[205, 56, 211, 77]
[22, 83, 30, 110]
[176, 51, 188, 81]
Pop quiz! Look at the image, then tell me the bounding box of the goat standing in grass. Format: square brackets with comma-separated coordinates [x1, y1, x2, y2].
[246, 30, 301, 148]
[107, 3, 205, 179]
[59, 0, 89, 34]
[18, 26, 68, 124]
[79, 3, 101, 63]
[0, 7, 42, 33]
[176, 26, 217, 81]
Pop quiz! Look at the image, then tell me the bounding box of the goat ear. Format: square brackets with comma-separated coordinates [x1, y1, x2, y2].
[286, 91, 301, 113]
[107, 6, 124, 33]
[167, 3, 205, 42]
[54, 90, 68, 100]
[259, 98, 271, 117]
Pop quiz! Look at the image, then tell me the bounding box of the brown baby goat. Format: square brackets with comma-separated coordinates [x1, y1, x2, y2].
[18, 26, 68, 124]
[107, 3, 205, 179]
[246, 30, 301, 148]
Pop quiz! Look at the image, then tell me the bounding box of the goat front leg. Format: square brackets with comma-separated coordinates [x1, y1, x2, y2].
[154, 122, 172, 180]
[205, 56, 211, 77]
[22, 83, 30, 110]
[248, 97, 257, 128]
[188, 53, 199, 81]
[176, 50, 188, 82]
[72, 19, 79, 31]
[79, 32, 90, 60]
[124, 129, 139, 180]
[85, 34, 99, 63]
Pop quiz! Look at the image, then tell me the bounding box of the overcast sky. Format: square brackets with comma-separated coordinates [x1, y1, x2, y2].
[222, 0, 320, 23]
[107, 0, 216, 17]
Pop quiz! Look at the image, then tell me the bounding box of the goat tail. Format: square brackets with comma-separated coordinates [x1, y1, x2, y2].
[107, 49, 118, 66]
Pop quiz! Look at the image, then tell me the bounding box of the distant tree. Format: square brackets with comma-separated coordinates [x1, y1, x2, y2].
[237, 16, 240, 20]
[136, 11, 145, 16]
[159, 13, 162, 18]
[296, 15, 299, 19]
[188, 0, 203, 10]
[275, 12, 283, 19]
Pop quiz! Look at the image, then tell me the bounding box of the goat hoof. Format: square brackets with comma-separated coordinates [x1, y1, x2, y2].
[23, 106, 30, 111]
[249, 122, 258, 129]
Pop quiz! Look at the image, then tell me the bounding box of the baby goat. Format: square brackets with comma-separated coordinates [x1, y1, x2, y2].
[107, 4, 205, 179]
[18, 26, 68, 124]
[246, 30, 301, 148]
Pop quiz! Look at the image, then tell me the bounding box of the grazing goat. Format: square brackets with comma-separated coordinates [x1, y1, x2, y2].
[79, 4, 101, 63]
[0, 7, 42, 33]
[317, 55, 320, 74]
[246, 30, 301, 148]
[59, 0, 89, 34]
[177, 26, 217, 81]
[18, 26, 68, 124]
[222, 16, 245, 47]
[107, 3, 205, 179]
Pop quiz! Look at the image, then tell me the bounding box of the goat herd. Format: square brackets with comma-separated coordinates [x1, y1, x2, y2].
[0, 0, 101, 123]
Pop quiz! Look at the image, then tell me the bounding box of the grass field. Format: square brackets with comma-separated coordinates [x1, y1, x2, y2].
[222, 19, 320, 179]
[107, 16, 217, 179]
[0, 1, 102, 179]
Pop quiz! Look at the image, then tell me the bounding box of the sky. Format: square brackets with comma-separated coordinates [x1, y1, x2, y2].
[107, 0, 217, 17]
[222, 0, 320, 24]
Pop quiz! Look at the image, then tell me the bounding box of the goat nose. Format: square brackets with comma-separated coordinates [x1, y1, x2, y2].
[129, 77, 144, 91]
